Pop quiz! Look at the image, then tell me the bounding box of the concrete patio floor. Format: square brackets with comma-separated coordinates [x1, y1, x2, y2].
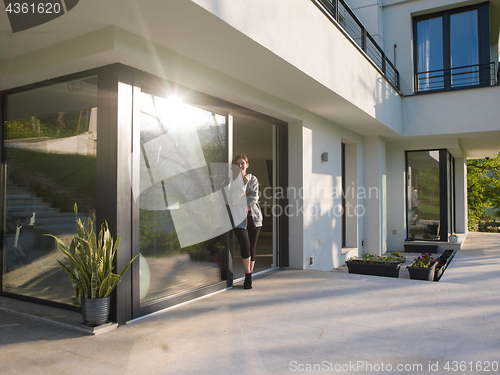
[1, 232, 499, 374]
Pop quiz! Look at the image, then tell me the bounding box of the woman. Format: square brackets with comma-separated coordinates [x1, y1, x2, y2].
[232, 154, 263, 289]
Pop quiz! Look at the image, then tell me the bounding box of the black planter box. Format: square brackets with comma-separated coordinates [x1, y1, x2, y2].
[434, 249, 457, 281]
[441, 249, 456, 260]
[407, 261, 437, 281]
[404, 244, 438, 253]
[434, 265, 444, 281]
[345, 261, 402, 278]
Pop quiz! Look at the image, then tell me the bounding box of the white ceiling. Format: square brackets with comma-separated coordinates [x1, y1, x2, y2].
[0, 0, 400, 138]
[1, 0, 499, 159]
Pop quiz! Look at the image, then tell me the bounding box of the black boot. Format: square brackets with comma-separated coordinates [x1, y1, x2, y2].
[244, 273, 252, 289]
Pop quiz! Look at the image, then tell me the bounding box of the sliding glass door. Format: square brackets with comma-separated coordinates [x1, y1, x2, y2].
[130, 73, 287, 318]
[133, 84, 230, 308]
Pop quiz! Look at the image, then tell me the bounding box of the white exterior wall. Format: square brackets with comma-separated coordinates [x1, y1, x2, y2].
[344, 141, 361, 251]
[386, 143, 406, 252]
[346, 0, 385, 46]
[362, 136, 387, 255]
[189, 0, 403, 135]
[288, 122, 305, 269]
[403, 87, 500, 137]
[297, 118, 366, 270]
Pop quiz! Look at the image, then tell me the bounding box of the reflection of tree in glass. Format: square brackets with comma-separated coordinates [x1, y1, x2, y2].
[5, 110, 91, 140]
[140, 209, 223, 257]
[416, 168, 440, 205]
[467, 154, 500, 229]
[139, 93, 228, 256]
[413, 168, 440, 221]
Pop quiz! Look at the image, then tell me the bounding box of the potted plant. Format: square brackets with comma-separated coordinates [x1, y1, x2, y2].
[449, 233, 458, 243]
[48, 204, 138, 327]
[407, 253, 437, 281]
[345, 252, 405, 278]
[391, 252, 406, 263]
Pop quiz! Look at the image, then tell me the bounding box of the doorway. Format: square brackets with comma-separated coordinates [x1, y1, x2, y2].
[231, 114, 277, 280]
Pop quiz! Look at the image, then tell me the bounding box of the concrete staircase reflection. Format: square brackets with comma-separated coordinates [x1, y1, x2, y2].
[5, 181, 89, 248]
[3, 181, 92, 297]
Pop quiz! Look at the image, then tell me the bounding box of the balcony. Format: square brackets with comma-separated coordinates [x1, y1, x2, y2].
[313, 0, 400, 91]
[415, 62, 499, 93]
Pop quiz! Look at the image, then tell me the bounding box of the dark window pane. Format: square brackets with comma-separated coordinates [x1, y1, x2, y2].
[137, 91, 228, 305]
[451, 10, 479, 87]
[407, 151, 441, 240]
[416, 17, 444, 90]
[2, 77, 98, 305]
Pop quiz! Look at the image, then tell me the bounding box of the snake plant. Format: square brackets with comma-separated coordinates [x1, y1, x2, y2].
[49, 204, 138, 301]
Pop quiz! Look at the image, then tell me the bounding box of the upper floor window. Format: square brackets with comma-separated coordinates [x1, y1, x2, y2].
[413, 3, 492, 93]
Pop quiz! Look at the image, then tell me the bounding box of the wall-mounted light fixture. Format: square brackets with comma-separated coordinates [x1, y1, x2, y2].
[321, 152, 328, 162]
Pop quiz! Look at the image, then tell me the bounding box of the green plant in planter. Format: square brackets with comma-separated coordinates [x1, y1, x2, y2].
[412, 253, 436, 268]
[48, 204, 138, 301]
[348, 252, 402, 264]
[346, 252, 403, 278]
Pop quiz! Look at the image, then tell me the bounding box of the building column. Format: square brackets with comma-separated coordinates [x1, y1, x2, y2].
[288, 121, 304, 269]
[455, 158, 467, 234]
[362, 135, 387, 255]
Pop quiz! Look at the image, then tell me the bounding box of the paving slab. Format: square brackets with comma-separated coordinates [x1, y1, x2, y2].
[1, 232, 500, 375]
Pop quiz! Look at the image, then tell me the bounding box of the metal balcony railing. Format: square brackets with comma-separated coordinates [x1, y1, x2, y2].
[312, 0, 400, 91]
[415, 62, 498, 93]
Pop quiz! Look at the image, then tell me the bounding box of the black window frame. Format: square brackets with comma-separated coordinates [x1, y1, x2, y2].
[413, 2, 491, 93]
[405, 149, 455, 242]
[0, 64, 290, 325]
[0, 67, 103, 313]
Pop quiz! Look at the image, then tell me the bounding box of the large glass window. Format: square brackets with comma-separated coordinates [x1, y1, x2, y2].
[407, 151, 441, 240]
[406, 150, 456, 241]
[414, 4, 489, 92]
[2, 77, 98, 305]
[135, 88, 229, 306]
